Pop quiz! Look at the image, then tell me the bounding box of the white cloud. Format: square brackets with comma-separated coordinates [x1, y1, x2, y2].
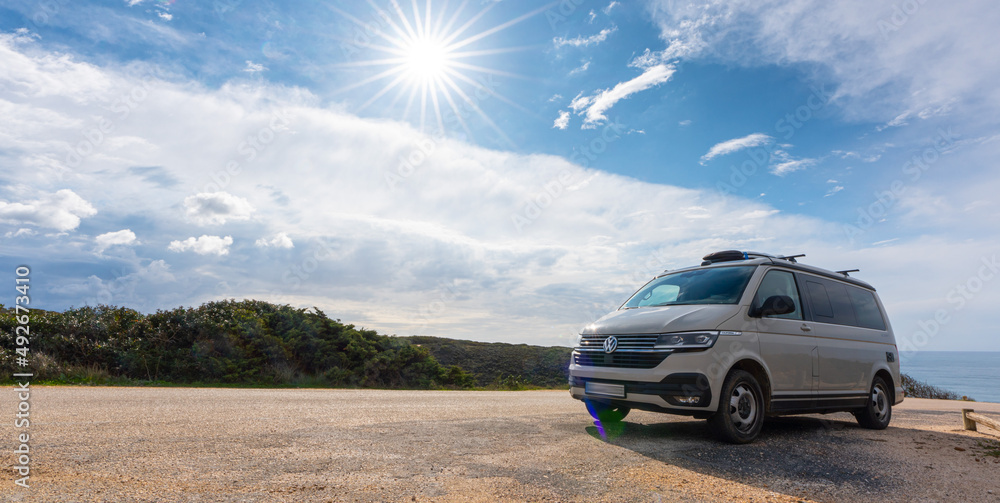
[553, 26, 617, 48]
[168, 235, 234, 256]
[871, 238, 898, 246]
[11, 28, 38, 43]
[916, 101, 954, 120]
[0, 190, 97, 231]
[568, 60, 591, 76]
[125, 0, 144, 6]
[644, 0, 1000, 121]
[770, 159, 814, 176]
[96, 229, 137, 253]
[255, 232, 294, 249]
[157, 12, 173, 21]
[570, 64, 675, 128]
[741, 209, 780, 219]
[603, 1, 620, 15]
[587, 10, 596, 24]
[700, 133, 772, 164]
[552, 110, 570, 130]
[4, 228, 35, 238]
[568, 91, 588, 111]
[876, 112, 910, 131]
[184, 192, 254, 225]
[824, 186, 845, 197]
[678, 119, 692, 127]
[833, 150, 880, 163]
[768, 149, 816, 176]
[243, 60, 267, 74]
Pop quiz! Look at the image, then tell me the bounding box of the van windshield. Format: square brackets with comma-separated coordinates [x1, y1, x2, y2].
[622, 266, 756, 308]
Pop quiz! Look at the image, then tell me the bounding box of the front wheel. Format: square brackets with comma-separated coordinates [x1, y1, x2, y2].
[709, 370, 765, 444]
[585, 400, 630, 423]
[855, 376, 892, 429]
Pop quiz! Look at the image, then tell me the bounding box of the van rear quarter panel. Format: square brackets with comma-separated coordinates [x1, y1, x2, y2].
[872, 294, 905, 403]
[811, 323, 893, 393]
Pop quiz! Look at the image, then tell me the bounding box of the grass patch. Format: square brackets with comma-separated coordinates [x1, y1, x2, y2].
[977, 440, 1000, 458]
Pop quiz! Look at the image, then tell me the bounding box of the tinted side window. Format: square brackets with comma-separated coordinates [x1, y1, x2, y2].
[805, 280, 833, 319]
[847, 287, 887, 330]
[825, 280, 858, 326]
[805, 276, 860, 326]
[753, 270, 803, 320]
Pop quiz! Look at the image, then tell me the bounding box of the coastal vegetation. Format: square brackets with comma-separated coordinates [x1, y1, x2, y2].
[0, 301, 474, 389]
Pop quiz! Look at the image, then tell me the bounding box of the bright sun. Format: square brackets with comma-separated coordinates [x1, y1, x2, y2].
[402, 37, 451, 83]
[332, 1, 545, 145]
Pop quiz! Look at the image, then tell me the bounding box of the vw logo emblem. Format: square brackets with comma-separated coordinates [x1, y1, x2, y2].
[603, 336, 618, 353]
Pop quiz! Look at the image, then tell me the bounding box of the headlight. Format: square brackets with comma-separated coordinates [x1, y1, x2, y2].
[654, 331, 720, 350]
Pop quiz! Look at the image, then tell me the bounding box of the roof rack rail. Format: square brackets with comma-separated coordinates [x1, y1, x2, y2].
[701, 250, 810, 266]
[777, 254, 805, 263]
[836, 269, 860, 277]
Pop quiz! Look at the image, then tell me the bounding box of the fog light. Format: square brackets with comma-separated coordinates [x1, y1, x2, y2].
[673, 396, 701, 405]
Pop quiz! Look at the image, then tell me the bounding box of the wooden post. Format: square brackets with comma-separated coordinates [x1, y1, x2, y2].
[965, 410, 1000, 433]
[963, 409, 978, 431]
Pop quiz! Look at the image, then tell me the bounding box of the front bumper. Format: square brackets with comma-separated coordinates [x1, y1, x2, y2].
[569, 372, 713, 412]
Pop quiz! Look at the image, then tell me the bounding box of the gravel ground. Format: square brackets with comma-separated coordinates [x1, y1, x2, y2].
[1, 387, 999, 502]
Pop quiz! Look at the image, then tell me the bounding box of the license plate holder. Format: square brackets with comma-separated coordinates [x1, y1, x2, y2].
[585, 382, 625, 398]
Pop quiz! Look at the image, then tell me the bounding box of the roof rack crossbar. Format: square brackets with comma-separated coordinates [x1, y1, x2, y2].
[836, 269, 860, 277]
[777, 253, 806, 263]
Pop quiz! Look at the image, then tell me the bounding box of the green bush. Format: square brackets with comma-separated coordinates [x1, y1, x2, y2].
[0, 300, 474, 389]
[900, 373, 974, 401]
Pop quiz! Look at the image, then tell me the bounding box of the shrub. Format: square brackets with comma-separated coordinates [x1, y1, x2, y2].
[0, 300, 474, 389]
[900, 373, 974, 401]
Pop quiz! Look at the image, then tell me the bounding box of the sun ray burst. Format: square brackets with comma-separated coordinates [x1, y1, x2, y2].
[333, 0, 542, 144]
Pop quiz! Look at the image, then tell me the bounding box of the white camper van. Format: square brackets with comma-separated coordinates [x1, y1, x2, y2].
[569, 250, 903, 443]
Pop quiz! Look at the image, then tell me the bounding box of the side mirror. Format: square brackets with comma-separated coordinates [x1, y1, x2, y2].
[751, 295, 796, 317]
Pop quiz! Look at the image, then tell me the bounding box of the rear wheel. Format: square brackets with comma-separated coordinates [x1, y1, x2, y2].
[709, 370, 765, 444]
[855, 376, 892, 429]
[585, 400, 630, 423]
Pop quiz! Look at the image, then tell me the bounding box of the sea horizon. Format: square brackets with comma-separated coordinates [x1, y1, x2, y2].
[899, 351, 1000, 403]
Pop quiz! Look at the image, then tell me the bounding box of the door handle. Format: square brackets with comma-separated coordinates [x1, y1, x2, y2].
[800, 324, 812, 332]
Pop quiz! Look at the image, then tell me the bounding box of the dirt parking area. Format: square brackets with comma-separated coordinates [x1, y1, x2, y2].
[1, 387, 998, 502]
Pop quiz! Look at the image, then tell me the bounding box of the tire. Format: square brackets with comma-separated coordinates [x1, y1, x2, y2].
[709, 369, 765, 444]
[585, 400, 630, 423]
[855, 376, 892, 429]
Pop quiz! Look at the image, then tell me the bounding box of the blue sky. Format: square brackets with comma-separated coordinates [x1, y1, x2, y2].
[1, 0, 999, 350]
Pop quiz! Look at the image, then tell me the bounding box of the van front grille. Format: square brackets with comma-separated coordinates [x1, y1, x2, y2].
[572, 351, 669, 369]
[574, 335, 669, 368]
[578, 334, 658, 350]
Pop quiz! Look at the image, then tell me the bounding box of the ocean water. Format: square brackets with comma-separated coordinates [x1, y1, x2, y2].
[899, 351, 1000, 403]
